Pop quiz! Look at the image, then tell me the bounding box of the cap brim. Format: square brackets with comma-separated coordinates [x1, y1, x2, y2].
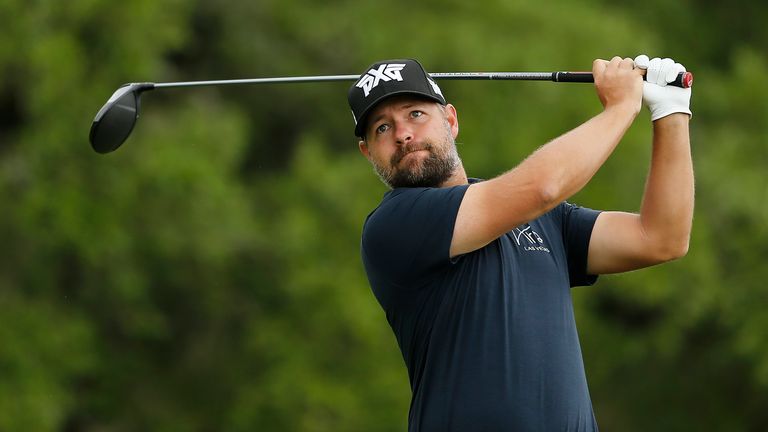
[354, 90, 445, 137]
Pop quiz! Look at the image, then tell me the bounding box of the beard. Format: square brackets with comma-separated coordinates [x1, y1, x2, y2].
[371, 123, 461, 189]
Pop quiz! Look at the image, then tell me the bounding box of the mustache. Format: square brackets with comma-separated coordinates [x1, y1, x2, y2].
[391, 142, 433, 166]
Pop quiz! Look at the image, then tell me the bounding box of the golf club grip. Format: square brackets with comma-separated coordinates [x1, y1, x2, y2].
[553, 71, 693, 88]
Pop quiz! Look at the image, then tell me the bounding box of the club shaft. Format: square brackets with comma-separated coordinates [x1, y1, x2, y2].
[150, 73, 572, 88]
[148, 70, 690, 89]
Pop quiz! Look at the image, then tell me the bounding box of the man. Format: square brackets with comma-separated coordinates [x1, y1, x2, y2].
[347, 56, 693, 431]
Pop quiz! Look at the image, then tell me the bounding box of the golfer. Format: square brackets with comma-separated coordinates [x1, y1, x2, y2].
[347, 55, 693, 431]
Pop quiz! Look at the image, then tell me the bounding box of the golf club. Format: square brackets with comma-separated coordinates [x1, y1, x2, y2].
[89, 70, 693, 154]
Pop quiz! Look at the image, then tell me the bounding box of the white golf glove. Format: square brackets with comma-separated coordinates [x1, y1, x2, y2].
[634, 55, 692, 121]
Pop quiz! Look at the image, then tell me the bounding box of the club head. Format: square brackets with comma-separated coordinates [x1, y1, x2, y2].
[90, 83, 154, 153]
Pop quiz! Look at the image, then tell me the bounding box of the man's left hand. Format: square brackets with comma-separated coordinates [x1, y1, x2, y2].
[634, 55, 692, 121]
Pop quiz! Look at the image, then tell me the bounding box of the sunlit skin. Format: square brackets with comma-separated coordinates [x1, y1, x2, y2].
[358, 95, 468, 189]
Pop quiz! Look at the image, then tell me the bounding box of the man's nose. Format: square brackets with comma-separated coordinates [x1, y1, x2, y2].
[394, 123, 413, 144]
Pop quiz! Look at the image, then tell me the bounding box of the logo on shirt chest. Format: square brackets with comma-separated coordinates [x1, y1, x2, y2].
[512, 225, 551, 253]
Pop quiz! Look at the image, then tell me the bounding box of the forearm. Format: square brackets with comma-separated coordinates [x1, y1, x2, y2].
[535, 104, 638, 202]
[639, 114, 694, 256]
[494, 104, 638, 208]
[471, 105, 637, 230]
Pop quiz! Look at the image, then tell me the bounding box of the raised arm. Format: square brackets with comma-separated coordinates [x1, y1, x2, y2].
[586, 115, 692, 273]
[587, 56, 694, 274]
[450, 56, 643, 257]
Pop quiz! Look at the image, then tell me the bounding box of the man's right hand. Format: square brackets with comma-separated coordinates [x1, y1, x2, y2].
[592, 56, 644, 116]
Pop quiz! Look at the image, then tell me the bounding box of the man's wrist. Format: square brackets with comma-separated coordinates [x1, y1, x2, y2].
[605, 101, 641, 119]
[652, 112, 690, 126]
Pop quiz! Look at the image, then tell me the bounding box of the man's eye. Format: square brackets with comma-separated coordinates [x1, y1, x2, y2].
[375, 124, 390, 134]
[410, 111, 423, 118]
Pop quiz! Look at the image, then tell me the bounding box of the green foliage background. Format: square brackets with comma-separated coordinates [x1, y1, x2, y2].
[0, 0, 766, 430]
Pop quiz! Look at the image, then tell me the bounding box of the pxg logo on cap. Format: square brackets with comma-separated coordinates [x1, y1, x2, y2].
[348, 59, 446, 137]
[356, 63, 407, 97]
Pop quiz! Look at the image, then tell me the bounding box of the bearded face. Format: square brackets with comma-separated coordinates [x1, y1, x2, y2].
[370, 119, 461, 189]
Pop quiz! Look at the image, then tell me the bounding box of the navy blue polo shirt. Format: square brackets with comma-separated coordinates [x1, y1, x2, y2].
[361, 181, 601, 432]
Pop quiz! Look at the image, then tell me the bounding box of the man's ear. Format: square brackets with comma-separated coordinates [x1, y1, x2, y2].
[445, 104, 459, 139]
[358, 139, 370, 159]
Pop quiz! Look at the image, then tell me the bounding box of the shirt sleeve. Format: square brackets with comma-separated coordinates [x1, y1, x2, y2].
[361, 185, 469, 287]
[561, 202, 601, 287]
